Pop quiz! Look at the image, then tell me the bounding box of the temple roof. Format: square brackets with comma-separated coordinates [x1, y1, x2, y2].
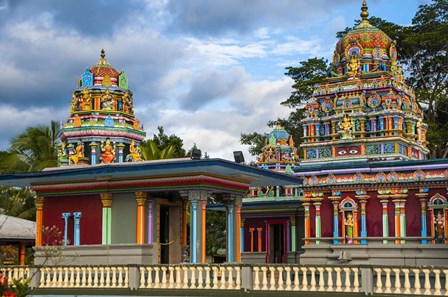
[90, 49, 120, 78]
[0, 215, 35, 241]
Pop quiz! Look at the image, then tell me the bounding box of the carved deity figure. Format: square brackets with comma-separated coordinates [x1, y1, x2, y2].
[70, 141, 84, 165]
[416, 118, 424, 142]
[79, 88, 91, 111]
[339, 114, 354, 140]
[345, 212, 354, 244]
[101, 88, 114, 110]
[125, 139, 142, 162]
[347, 54, 360, 76]
[435, 211, 445, 243]
[101, 138, 115, 164]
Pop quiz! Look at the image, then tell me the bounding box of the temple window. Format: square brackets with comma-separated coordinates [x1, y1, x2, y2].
[428, 194, 447, 244]
[339, 197, 358, 244]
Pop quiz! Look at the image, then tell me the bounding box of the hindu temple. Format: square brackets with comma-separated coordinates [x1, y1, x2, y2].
[59, 49, 146, 166]
[241, 1, 448, 266]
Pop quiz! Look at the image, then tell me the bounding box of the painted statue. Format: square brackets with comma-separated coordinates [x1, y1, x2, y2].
[101, 138, 115, 164]
[71, 141, 84, 165]
[79, 88, 91, 111]
[125, 139, 142, 162]
[101, 88, 114, 110]
[348, 54, 360, 76]
[339, 114, 354, 140]
[345, 212, 354, 244]
[435, 211, 445, 243]
[416, 118, 423, 142]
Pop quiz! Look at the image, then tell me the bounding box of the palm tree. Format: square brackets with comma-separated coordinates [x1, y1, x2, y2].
[140, 140, 176, 161]
[0, 187, 36, 220]
[0, 121, 61, 173]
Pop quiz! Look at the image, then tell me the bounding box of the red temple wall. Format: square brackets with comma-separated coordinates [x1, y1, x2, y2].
[320, 198, 333, 237]
[309, 204, 315, 237]
[366, 191, 382, 236]
[243, 218, 266, 252]
[42, 194, 102, 245]
[406, 189, 421, 236]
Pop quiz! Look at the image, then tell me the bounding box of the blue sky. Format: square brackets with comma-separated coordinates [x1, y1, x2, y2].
[0, 0, 430, 161]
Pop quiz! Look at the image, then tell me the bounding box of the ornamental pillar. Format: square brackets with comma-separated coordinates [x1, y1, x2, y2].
[100, 193, 112, 244]
[240, 218, 245, 253]
[235, 203, 242, 262]
[19, 242, 26, 266]
[314, 202, 322, 245]
[378, 195, 389, 244]
[331, 121, 337, 140]
[73, 212, 82, 246]
[62, 212, 71, 246]
[303, 202, 311, 245]
[135, 191, 147, 244]
[356, 195, 370, 244]
[360, 118, 365, 138]
[416, 192, 429, 244]
[117, 143, 125, 163]
[201, 200, 207, 263]
[89, 142, 97, 165]
[147, 200, 154, 244]
[392, 194, 407, 244]
[249, 228, 255, 252]
[329, 196, 341, 244]
[35, 197, 45, 247]
[188, 190, 208, 263]
[257, 227, 263, 252]
[290, 216, 296, 252]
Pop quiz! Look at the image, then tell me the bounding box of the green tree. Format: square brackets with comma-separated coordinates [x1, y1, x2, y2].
[205, 210, 226, 256]
[0, 187, 36, 220]
[140, 140, 176, 160]
[0, 121, 61, 173]
[151, 126, 187, 158]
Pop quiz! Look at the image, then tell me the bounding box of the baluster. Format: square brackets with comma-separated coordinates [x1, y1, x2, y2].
[168, 267, 175, 289]
[105, 267, 111, 288]
[253, 266, 260, 290]
[402, 268, 411, 294]
[154, 267, 160, 289]
[219, 266, 226, 289]
[205, 266, 211, 289]
[75, 267, 81, 287]
[383, 268, 391, 294]
[80, 267, 87, 288]
[124, 267, 129, 288]
[146, 267, 154, 289]
[175, 267, 182, 289]
[139, 267, 146, 288]
[309, 267, 316, 291]
[434, 269, 441, 296]
[392, 268, 401, 294]
[227, 266, 235, 290]
[412, 268, 421, 295]
[160, 267, 168, 289]
[374, 268, 383, 293]
[352, 267, 359, 292]
[111, 267, 117, 288]
[235, 267, 241, 290]
[61, 267, 68, 288]
[98, 267, 104, 288]
[39, 268, 46, 287]
[423, 268, 431, 295]
[50, 267, 57, 287]
[92, 267, 99, 288]
[261, 266, 268, 290]
[118, 267, 125, 288]
[55, 268, 63, 287]
[301, 267, 308, 290]
[269, 267, 276, 290]
[285, 267, 292, 291]
[443, 269, 448, 296]
[190, 267, 197, 289]
[86, 267, 93, 288]
[317, 267, 325, 291]
[343, 267, 351, 292]
[293, 267, 299, 290]
[212, 266, 219, 289]
[197, 267, 204, 289]
[277, 267, 284, 291]
[334, 267, 342, 292]
[182, 267, 189, 289]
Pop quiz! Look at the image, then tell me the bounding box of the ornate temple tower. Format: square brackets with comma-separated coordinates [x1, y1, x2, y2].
[59, 50, 146, 165]
[301, 1, 429, 165]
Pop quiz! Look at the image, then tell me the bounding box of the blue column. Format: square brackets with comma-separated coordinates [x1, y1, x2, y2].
[332, 202, 339, 244]
[191, 200, 198, 263]
[62, 212, 71, 246]
[421, 200, 428, 244]
[227, 205, 234, 262]
[315, 123, 320, 136]
[73, 212, 82, 246]
[89, 142, 97, 165]
[379, 117, 385, 136]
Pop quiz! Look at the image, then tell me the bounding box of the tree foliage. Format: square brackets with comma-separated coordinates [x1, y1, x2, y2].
[151, 126, 187, 158]
[0, 187, 36, 220]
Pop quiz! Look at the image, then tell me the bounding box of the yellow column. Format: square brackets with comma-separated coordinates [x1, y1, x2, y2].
[135, 192, 147, 244]
[35, 197, 45, 247]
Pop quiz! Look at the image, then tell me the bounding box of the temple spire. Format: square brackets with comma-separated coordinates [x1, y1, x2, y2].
[360, 0, 369, 22]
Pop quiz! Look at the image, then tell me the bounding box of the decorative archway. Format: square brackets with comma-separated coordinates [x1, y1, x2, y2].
[428, 194, 448, 244]
[339, 197, 358, 244]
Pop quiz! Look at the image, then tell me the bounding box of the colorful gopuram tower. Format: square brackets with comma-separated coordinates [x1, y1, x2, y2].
[59, 50, 146, 165]
[301, 0, 428, 165]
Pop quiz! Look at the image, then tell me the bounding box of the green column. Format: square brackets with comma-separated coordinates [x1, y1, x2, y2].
[291, 217, 296, 252]
[315, 203, 321, 245]
[100, 193, 112, 244]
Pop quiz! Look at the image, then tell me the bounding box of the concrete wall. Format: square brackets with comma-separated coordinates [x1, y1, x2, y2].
[111, 193, 136, 244]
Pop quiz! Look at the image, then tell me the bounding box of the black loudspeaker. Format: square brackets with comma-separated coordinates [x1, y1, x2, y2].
[233, 151, 245, 163]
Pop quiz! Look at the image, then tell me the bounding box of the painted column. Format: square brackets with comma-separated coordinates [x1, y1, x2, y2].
[117, 143, 125, 163]
[73, 212, 82, 246]
[303, 202, 311, 245]
[147, 200, 154, 243]
[355, 194, 370, 244]
[290, 216, 296, 252]
[235, 203, 242, 262]
[100, 193, 112, 244]
[19, 242, 26, 266]
[257, 228, 263, 252]
[249, 228, 254, 252]
[331, 121, 336, 140]
[314, 202, 322, 245]
[35, 197, 45, 247]
[201, 200, 207, 263]
[135, 191, 147, 244]
[393, 196, 406, 244]
[188, 190, 208, 264]
[416, 192, 429, 244]
[89, 142, 97, 165]
[240, 218, 245, 253]
[379, 117, 385, 136]
[329, 196, 341, 244]
[227, 204, 235, 262]
[360, 119, 365, 138]
[62, 212, 71, 246]
[379, 197, 389, 244]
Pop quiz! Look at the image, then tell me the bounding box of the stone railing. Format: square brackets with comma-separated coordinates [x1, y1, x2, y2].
[0, 264, 447, 295]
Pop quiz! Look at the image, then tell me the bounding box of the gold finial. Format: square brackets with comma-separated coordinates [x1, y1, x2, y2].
[360, 0, 369, 21]
[100, 48, 105, 59]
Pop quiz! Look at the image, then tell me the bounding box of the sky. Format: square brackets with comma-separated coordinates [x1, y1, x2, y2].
[0, 0, 431, 161]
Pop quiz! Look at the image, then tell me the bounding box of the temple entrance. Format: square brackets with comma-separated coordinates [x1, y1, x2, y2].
[267, 222, 286, 263]
[159, 206, 169, 264]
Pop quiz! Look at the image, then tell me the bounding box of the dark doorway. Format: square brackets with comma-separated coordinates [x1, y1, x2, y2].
[160, 206, 169, 264]
[268, 223, 285, 263]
